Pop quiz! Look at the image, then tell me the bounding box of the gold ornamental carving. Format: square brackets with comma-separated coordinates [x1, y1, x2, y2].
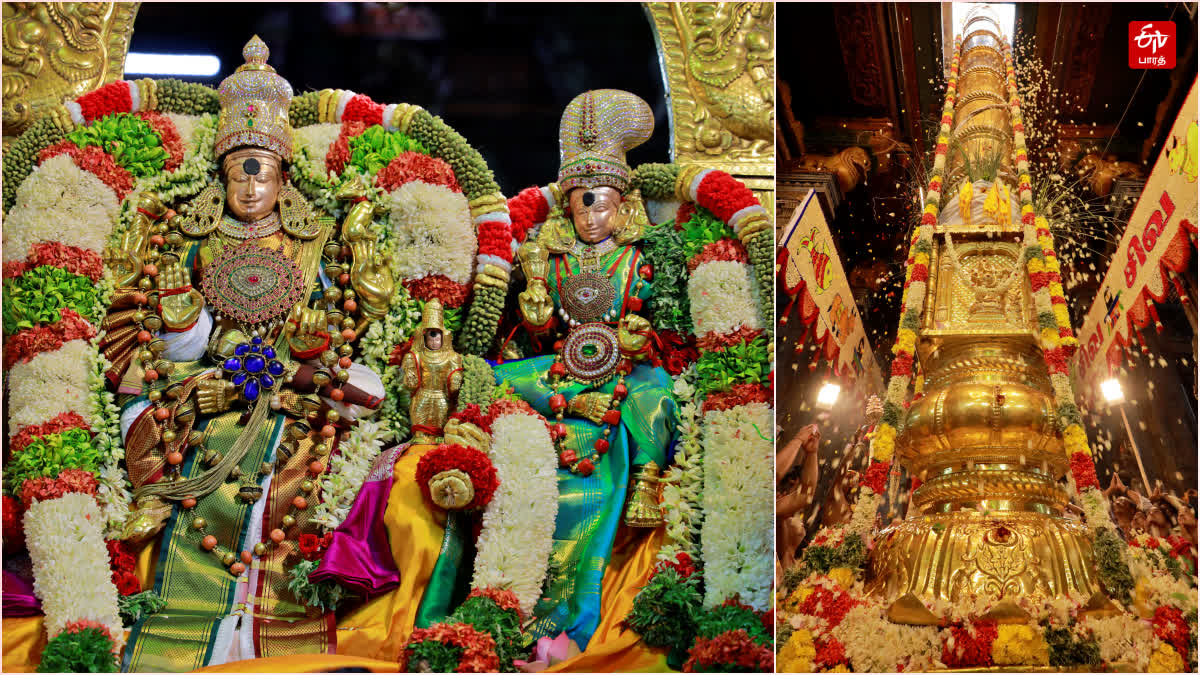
[644, 2, 774, 205]
[2, 2, 139, 147]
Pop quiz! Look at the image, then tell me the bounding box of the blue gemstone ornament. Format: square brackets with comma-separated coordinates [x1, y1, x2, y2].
[267, 360, 285, 376]
[235, 344, 250, 356]
[243, 379, 261, 401]
[223, 357, 242, 371]
[252, 336, 263, 345]
[260, 374, 275, 389]
[232, 372, 249, 386]
[262, 347, 276, 359]
[244, 355, 266, 373]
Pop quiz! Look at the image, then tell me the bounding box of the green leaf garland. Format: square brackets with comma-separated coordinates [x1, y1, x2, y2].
[624, 568, 703, 657]
[66, 113, 169, 178]
[447, 595, 529, 672]
[5, 428, 103, 496]
[694, 336, 771, 397]
[38, 628, 119, 673]
[344, 125, 427, 179]
[406, 110, 500, 202]
[3, 266, 100, 335]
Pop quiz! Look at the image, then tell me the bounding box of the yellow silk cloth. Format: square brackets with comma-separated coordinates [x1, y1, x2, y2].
[546, 525, 670, 673]
[2, 617, 46, 673]
[334, 444, 446, 662]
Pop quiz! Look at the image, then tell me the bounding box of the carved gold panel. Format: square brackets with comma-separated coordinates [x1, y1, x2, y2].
[644, 2, 774, 207]
[2, 2, 139, 147]
[924, 238, 1035, 336]
[867, 511, 1104, 619]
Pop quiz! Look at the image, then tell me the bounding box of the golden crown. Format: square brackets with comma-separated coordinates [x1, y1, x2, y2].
[214, 36, 294, 162]
[558, 89, 654, 193]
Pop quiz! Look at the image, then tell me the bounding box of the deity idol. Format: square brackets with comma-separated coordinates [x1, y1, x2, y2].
[104, 38, 391, 671]
[495, 89, 680, 649]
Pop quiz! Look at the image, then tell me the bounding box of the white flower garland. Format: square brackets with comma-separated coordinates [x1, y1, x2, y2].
[830, 599, 943, 672]
[7, 339, 100, 437]
[473, 411, 558, 616]
[659, 367, 704, 561]
[3, 154, 120, 262]
[24, 492, 124, 646]
[293, 122, 341, 172]
[846, 488, 881, 544]
[383, 181, 477, 285]
[311, 418, 392, 531]
[699, 401, 773, 610]
[686, 260, 762, 337]
[1079, 613, 1154, 669]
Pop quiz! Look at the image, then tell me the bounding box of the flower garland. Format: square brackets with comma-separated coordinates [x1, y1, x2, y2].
[699, 401, 773, 611]
[311, 418, 392, 531]
[4, 154, 121, 265]
[23, 493, 123, 649]
[659, 367, 705, 560]
[472, 402, 558, 616]
[383, 180, 477, 285]
[285, 90, 512, 357]
[401, 622, 501, 673]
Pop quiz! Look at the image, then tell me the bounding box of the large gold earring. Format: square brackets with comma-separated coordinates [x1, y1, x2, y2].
[179, 182, 224, 237]
[279, 183, 321, 239]
[537, 182, 576, 253]
[613, 189, 649, 245]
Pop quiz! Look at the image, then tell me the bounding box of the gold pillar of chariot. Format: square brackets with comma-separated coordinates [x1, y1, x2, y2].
[866, 12, 1108, 624]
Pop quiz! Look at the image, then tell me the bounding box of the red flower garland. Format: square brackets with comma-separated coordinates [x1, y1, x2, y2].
[3, 242, 105, 283]
[941, 621, 998, 669]
[860, 460, 891, 494]
[694, 171, 759, 224]
[687, 238, 749, 273]
[415, 444, 500, 511]
[700, 383, 772, 414]
[4, 308, 98, 370]
[696, 326, 764, 353]
[1043, 347, 1068, 375]
[375, 151, 461, 193]
[476, 219, 513, 261]
[675, 201, 698, 229]
[448, 404, 491, 435]
[134, 111, 184, 172]
[39, 140, 137, 201]
[402, 275, 471, 308]
[341, 94, 385, 126]
[814, 637, 849, 670]
[650, 329, 699, 376]
[9, 412, 92, 455]
[1153, 606, 1190, 658]
[1069, 452, 1100, 490]
[467, 587, 524, 620]
[484, 398, 547, 429]
[506, 186, 550, 244]
[795, 584, 858, 629]
[400, 622, 500, 673]
[325, 120, 368, 177]
[891, 353, 914, 376]
[107, 538, 142, 597]
[19, 468, 99, 509]
[75, 82, 132, 123]
[1029, 271, 1052, 292]
[683, 630, 774, 673]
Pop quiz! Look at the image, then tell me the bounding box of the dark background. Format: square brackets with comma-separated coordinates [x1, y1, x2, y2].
[128, 2, 670, 194]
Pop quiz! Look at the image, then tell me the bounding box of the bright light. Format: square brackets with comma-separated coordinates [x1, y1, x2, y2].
[817, 382, 841, 409]
[952, 3, 1016, 41]
[124, 53, 221, 77]
[1101, 378, 1125, 403]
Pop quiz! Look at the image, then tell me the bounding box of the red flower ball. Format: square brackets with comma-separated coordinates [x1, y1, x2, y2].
[941, 620, 998, 669]
[1153, 606, 1190, 659]
[506, 186, 550, 243]
[114, 571, 141, 596]
[415, 444, 500, 511]
[341, 94, 385, 126]
[695, 171, 760, 223]
[76, 81, 133, 122]
[375, 151, 461, 193]
[402, 275, 471, 308]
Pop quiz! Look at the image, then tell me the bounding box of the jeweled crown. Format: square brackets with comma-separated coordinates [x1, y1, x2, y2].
[558, 89, 654, 193]
[214, 36, 294, 162]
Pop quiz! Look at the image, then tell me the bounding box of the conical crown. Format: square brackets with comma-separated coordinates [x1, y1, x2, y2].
[214, 36, 294, 161]
[558, 89, 654, 193]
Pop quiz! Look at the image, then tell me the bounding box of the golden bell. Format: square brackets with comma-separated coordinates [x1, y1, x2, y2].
[281, 514, 296, 528]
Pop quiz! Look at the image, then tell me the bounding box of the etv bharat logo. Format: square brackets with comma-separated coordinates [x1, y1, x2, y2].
[1129, 21, 1175, 69]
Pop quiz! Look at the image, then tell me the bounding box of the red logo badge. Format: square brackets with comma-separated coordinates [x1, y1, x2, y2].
[1129, 21, 1175, 69]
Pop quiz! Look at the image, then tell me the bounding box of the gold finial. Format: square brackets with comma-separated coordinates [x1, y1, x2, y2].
[239, 35, 272, 72]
